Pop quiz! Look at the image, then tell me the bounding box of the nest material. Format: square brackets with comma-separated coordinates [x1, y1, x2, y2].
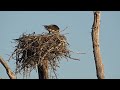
[12, 32, 71, 78]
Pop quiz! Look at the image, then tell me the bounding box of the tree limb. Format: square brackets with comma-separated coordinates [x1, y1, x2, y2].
[91, 11, 105, 79]
[38, 59, 49, 79]
[0, 56, 16, 79]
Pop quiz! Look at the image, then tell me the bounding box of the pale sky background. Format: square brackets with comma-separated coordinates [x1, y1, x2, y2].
[0, 11, 120, 79]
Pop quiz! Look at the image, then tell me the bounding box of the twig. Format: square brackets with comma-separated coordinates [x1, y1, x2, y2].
[7, 49, 17, 61]
[69, 50, 86, 54]
[60, 27, 68, 32]
[66, 55, 80, 61]
[49, 60, 57, 79]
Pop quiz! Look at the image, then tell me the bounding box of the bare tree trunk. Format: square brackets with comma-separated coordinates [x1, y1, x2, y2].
[0, 56, 16, 79]
[38, 59, 48, 79]
[91, 11, 105, 79]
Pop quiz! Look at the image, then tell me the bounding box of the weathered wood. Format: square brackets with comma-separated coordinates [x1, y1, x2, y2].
[0, 56, 16, 79]
[91, 11, 105, 79]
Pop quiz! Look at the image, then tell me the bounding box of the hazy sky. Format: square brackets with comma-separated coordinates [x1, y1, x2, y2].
[0, 11, 120, 79]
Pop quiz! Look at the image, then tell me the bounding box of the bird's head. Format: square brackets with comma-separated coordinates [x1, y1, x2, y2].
[43, 24, 60, 34]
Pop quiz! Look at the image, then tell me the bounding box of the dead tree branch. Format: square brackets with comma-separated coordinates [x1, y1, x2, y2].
[0, 56, 16, 79]
[91, 11, 105, 79]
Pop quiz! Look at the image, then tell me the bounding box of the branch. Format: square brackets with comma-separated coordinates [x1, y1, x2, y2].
[0, 56, 16, 79]
[38, 59, 49, 79]
[91, 11, 105, 79]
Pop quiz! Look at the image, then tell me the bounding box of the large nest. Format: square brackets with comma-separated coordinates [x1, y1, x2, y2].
[10, 32, 75, 78]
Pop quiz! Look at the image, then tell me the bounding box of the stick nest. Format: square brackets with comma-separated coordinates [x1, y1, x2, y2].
[11, 32, 72, 78]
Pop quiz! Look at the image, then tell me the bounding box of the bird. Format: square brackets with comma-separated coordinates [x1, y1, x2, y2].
[43, 24, 60, 34]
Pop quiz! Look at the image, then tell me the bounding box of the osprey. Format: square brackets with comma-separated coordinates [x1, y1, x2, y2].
[43, 24, 60, 34]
